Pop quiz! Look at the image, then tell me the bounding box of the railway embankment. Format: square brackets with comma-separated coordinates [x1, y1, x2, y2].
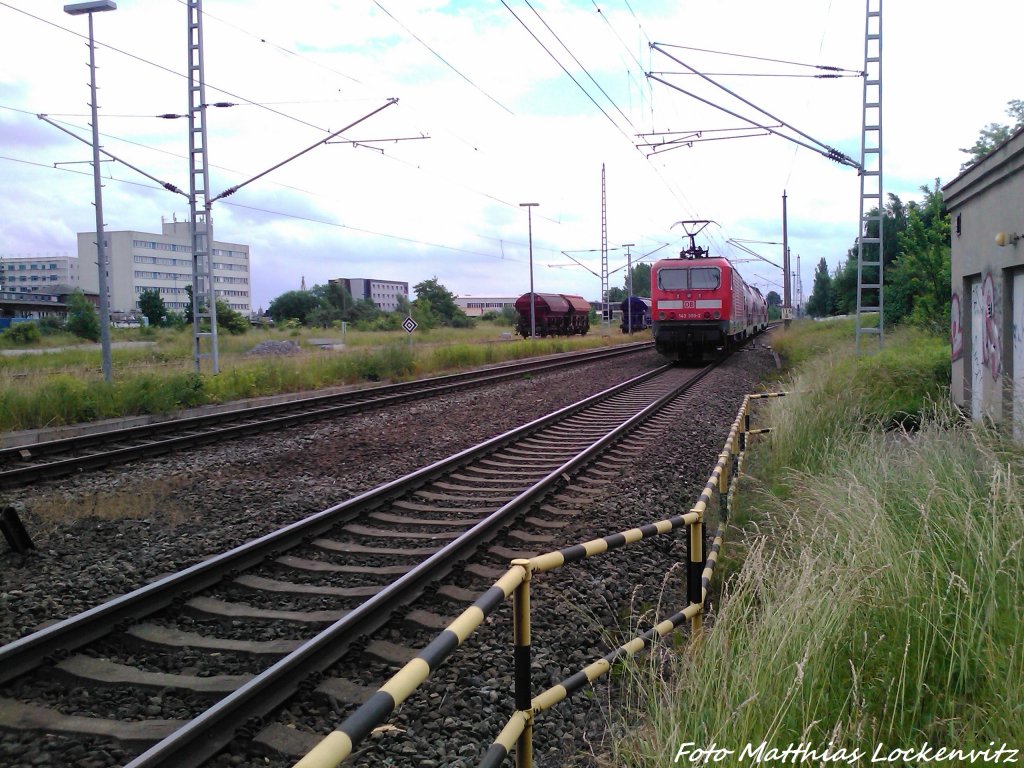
[610, 321, 1023, 766]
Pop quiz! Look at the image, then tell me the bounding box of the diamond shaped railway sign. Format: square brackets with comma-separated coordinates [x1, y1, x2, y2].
[402, 315, 418, 334]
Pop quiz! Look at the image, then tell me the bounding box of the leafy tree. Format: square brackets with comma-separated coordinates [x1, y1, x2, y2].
[765, 290, 782, 308]
[307, 305, 341, 329]
[215, 300, 249, 335]
[884, 181, 950, 330]
[413, 277, 471, 327]
[349, 298, 381, 323]
[628, 262, 651, 296]
[138, 288, 167, 327]
[805, 258, 836, 318]
[267, 290, 322, 325]
[411, 297, 439, 331]
[65, 290, 100, 341]
[959, 99, 1024, 170]
[607, 287, 626, 303]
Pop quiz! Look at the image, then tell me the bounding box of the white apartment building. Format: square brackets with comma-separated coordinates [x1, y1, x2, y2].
[331, 277, 408, 312]
[76, 220, 251, 315]
[0, 254, 81, 293]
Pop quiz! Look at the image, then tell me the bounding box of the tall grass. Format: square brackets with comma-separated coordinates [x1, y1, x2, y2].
[0, 325, 637, 431]
[612, 322, 1023, 765]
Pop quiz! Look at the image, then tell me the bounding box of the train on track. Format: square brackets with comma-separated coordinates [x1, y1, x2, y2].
[651, 221, 768, 361]
[514, 292, 591, 337]
[619, 296, 651, 334]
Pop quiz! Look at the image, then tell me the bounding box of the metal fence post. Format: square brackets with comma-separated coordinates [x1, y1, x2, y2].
[718, 451, 730, 523]
[511, 559, 534, 768]
[688, 515, 703, 635]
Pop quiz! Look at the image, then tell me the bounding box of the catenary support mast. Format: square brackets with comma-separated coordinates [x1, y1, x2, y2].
[856, 0, 884, 351]
[187, 0, 219, 373]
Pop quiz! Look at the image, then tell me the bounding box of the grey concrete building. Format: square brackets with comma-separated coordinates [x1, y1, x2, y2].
[76, 219, 251, 316]
[330, 277, 408, 312]
[0, 254, 81, 293]
[943, 126, 1024, 436]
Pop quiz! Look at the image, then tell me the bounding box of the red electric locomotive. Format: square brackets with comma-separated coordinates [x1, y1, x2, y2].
[651, 221, 768, 361]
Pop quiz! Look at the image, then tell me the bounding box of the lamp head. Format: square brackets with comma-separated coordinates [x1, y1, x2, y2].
[64, 1, 116, 15]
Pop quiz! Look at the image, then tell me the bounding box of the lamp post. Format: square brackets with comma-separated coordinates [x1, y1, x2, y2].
[65, 0, 117, 383]
[520, 203, 538, 339]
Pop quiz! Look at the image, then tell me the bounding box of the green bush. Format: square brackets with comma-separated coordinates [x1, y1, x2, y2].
[4, 322, 41, 345]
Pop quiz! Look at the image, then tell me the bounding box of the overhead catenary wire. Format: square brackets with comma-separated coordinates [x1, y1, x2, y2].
[499, 0, 635, 145]
[0, 153, 530, 265]
[522, 0, 637, 132]
[647, 42, 861, 169]
[0, 1, 341, 135]
[652, 42, 862, 75]
[371, 1, 515, 116]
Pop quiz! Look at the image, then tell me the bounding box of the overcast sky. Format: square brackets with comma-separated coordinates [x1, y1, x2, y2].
[1, 0, 1019, 311]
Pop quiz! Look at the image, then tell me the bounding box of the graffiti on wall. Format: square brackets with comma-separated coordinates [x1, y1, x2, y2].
[950, 292, 963, 362]
[982, 272, 1001, 380]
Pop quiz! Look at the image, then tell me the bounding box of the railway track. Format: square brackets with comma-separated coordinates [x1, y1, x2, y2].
[0, 342, 650, 489]
[0, 360, 712, 767]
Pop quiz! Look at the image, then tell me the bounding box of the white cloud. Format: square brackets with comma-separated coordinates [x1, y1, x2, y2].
[1, 0, 1020, 309]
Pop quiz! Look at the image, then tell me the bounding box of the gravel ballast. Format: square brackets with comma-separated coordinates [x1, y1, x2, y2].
[0, 342, 779, 767]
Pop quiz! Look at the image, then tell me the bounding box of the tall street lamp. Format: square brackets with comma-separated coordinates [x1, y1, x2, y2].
[65, 0, 117, 383]
[520, 203, 538, 339]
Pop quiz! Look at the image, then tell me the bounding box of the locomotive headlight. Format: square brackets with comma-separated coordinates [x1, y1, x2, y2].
[703, 312, 711, 319]
[713, 311, 721, 319]
[659, 311, 665, 320]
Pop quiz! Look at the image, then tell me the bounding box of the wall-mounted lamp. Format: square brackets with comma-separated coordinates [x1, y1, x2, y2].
[995, 231, 1020, 247]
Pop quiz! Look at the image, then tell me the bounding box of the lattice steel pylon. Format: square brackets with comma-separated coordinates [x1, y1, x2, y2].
[187, 0, 219, 373]
[856, 0, 883, 352]
[600, 163, 609, 334]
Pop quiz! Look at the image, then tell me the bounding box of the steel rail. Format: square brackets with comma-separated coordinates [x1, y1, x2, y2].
[0, 362, 670, 686]
[0, 343, 651, 488]
[123, 363, 716, 768]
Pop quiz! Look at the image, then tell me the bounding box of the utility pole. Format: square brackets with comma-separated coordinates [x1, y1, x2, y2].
[623, 243, 635, 334]
[65, 0, 117, 383]
[520, 203, 539, 339]
[782, 191, 791, 328]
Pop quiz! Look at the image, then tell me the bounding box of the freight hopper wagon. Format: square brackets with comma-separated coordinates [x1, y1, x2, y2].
[651, 253, 767, 361]
[514, 292, 591, 338]
[619, 296, 651, 334]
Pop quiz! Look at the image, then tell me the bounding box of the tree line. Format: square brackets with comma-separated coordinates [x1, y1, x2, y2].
[265, 277, 475, 331]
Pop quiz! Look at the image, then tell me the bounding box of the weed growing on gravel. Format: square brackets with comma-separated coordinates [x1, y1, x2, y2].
[25, 477, 192, 537]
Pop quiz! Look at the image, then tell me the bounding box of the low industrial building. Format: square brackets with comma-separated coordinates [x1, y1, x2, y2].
[453, 296, 518, 317]
[943, 126, 1024, 436]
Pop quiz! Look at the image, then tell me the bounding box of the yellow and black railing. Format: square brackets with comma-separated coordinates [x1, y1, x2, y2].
[293, 391, 784, 768]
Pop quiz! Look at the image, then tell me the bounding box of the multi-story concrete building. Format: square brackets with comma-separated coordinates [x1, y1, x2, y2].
[0, 254, 81, 294]
[330, 277, 408, 312]
[76, 220, 251, 316]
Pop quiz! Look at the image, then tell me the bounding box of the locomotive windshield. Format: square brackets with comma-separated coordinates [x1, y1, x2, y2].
[657, 266, 720, 291]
